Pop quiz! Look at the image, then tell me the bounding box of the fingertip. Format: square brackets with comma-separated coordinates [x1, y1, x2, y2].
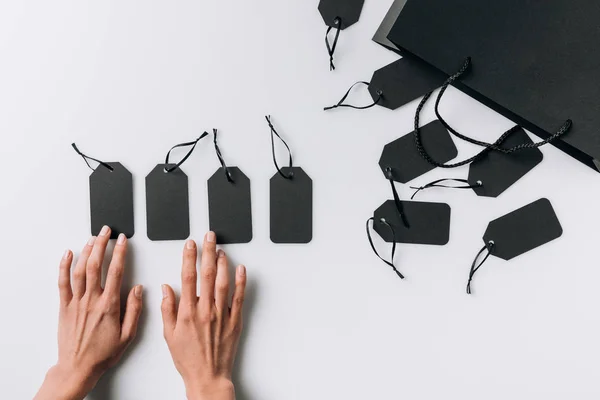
[237, 265, 247, 278]
[185, 239, 196, 250]
[134, 284, 143, 299]
[161, 284, 170, 299]
[117, 233, 127, 246]
[62, 249, 72, 261]
[205, 231, 216, 243]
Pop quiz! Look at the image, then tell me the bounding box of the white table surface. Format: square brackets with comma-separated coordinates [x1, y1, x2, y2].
[1, 1, 599, 399]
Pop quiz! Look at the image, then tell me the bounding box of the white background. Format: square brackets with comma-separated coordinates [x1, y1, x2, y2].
[1, 1, 599, 399]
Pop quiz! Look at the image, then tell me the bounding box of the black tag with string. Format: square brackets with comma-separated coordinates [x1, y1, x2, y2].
[145, 133, 208, 241]
[72, 144, 134, 239]
[373, 200, 451, 246]
[266, 116, 313, 244]
[468, 128, 543, 198]
[207, 129, 253, 244]
[379, 120, 457, 184]
[466, 198, 562, 294]
[319, 0, 364, 71]
[323, 58, 446, 111]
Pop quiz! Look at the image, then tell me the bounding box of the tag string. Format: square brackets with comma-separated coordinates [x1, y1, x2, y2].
[410, 178, 482, 200]
[164, 132, 209, 173]
[414, 57, 573, 168]
[326, 17, 342, 71]
[266, 115, 294, 180]
[324, 81, 383, 111]
[385, 167, 410, 228]
[466, 240, 495, 295]
[366, 217, 405, 280]
[72, 143, 114, 172]
[212, 129, 234, 183]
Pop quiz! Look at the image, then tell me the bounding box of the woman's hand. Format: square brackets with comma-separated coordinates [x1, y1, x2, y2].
[161, 232, 247, 400]
[34, 226, 143, 400]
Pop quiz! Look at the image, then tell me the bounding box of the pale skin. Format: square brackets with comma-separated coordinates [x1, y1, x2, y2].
[34, 228, 246, 400]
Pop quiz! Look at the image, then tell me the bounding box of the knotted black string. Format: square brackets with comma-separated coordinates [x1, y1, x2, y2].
[212, 129, 234, 183]
[366, 217, 404, 280]
[324, 81, 383, 111]
[410, 178, 482, 200]
[164, 132, 209, 173]
[414, 57, 573, 168]
[326, 17, 342, 71]
[72, 143, 114, 172]
[466, 240, 495, 295]
[266, 115, 294, 180]
[385, 167, 409, 228]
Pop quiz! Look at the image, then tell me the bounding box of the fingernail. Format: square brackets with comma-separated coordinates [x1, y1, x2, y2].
[218, 250, 225, 258]
[99, 225, 110, 236]
[117, 233, 126, 245]
[87, 236, 97, 246]
[186, 240, 196, 250]
[63, 250, 71, 260]
[161, 285, 168, 299]
[206, 231, 216, 243]
[134, 285, 143, 299]
[237, 265, 246, 276]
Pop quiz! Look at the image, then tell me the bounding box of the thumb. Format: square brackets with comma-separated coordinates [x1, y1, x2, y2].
[161, 284, 177, 339]
[120, 285, 143, 346]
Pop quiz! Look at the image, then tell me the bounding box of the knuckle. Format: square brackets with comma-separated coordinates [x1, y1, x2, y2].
[234, 296, 245, 307]
[201, 267, 216, 281]
[216, 280, 228, 292]
[73, 268, 86, 280]
[182, 271, 197, 284]
[87, 259, 101, 272]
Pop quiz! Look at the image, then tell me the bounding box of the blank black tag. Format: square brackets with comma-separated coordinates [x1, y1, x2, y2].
[373, 200, 451, 245]
[369, 57, 446, 110]
[379, 120, 457, 183]
[89, 162, 134, 239]
[270, 167, 313, 244]
[318, 0, 365, 29]
[468, 128, 543, 198]
[145, 164, 190, 241]
[208, 167, 252, 244]
[483, 198, 562, 261]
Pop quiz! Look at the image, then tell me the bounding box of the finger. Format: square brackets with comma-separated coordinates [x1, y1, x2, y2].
[59, 250, 73, 306]
[215, 250, 230, 313]
[104, 234, 127, 298]
[199, 232, 218, 312]
[120, 285, 143, 346]
[86, 225, 111, 294]
[181, 240, 198, 304]
[230, 265, 247, 325]
[73, 236, 95, 298]
[161, 284, 177, 337]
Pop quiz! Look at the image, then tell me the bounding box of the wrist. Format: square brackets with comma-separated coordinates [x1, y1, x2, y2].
[35, 364, 98, 400]
[185, 378, 235, 400]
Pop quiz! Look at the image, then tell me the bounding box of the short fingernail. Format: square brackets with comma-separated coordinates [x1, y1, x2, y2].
[206, 231, 216, 243]
[237, 265, 246, 276]
[63, 250, 71, 260]
[218, 250, 225, 258]
[87, 236, 97, 246]
[117, 233, 126, 245]
[186, 240, 196, 250]
[161, 285, 168, 299]
[134, 285, 143, 299]
[99, 225, 110, 236]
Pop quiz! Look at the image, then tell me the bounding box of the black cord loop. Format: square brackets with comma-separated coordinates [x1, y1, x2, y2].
[366, 217, 404, 280]
[410, 178, 482, 200]
[212, 129, 234, 183]
[324, 81, 383, 111]
[385, 167, 410, 228]
[326, 17, 342, 71]
[466, 240, 495, 295]
[414, 57, 573, 168]
[72, 143, 114, 172]
[265, 115, 294, 180]
[164, 132, 209, 173]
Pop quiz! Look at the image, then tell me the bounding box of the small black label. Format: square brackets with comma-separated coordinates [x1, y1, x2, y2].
[270, 167, 313, 244]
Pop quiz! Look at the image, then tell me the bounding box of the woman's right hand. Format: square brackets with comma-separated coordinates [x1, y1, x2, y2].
[161, 232, 247, 400]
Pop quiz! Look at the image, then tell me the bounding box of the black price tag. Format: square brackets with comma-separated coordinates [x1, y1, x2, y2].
[379, 120, 457, 183]
[145, 164, 190, 241]
[373, 200, 451, 246]
[270, 167, 313, 244]
[369, 57, 446, 110]
[208, 167, 253, 244]
[318, 0, 365, 29]
[468, 128, 544, 198]
[89, 162, 134, 239]
[483, 198, 562, 261]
